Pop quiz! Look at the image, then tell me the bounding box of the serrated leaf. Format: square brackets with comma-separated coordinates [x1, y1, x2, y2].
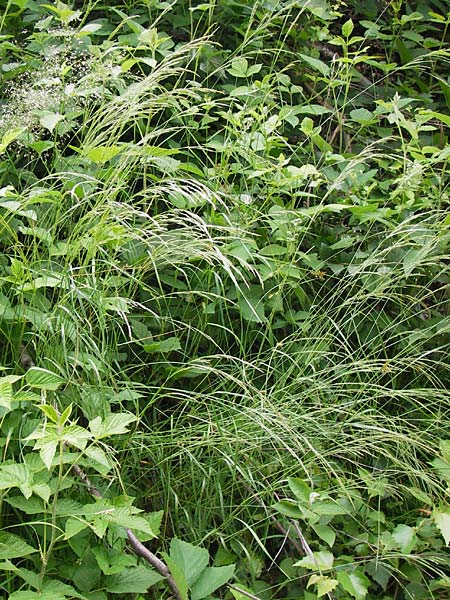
[0, 127, 26, 153]
[39, 404, 59, 423]
[5, 496, 45, 515]
[191, 565, 235, 600]
[39, 442, 57, 470]
[105, 565, 164, 593]
[84, 145, 122, 164]
[65, 518, 88, 539]
[433, 508, 450, 545]
[308, 574, 339, 597]
[25, 368, 65, 391]
[90, 413, 138, 438]
[0, 463, 33, 498]
[0, 380, 13, 411]
[337, 570, 370, 600]
[84, 447, 111, 474]
[169, 539, 209, 586]
[0, 532, 37, 559]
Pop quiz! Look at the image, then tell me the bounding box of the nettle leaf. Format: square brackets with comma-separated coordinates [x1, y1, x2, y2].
[5, 496, 45, 515]
[337, 569, 370, 600]
[0, 533, 37, 559]
[432, 508, 450, 545]
[25, 368, 65, 391]
[308, 574, 339, 598]
[169, 539, 209, 586]
[190, 565, 235, 600]
[39, 441, 57, 470]
[84, 145, 122, 164]
[105, 565, 164, 593]
[65, 518, 88, 540]
[89, 413, 138, 438]
[84, 447, 111, 474]
[0, 379, 13, 411]
[0, 463, 33, 498]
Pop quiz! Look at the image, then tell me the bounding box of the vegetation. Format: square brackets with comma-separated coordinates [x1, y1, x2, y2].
[0, 0, 449, 598]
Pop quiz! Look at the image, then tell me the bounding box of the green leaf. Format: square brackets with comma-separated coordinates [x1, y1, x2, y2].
[89, 413, 138, 438]
[25, 368, 65, 391]
[392, 524, 417, 553]
[5, 496, 44, 515]
[84, 447, 111, 474]
[0, 463, 33, 498]
[308, 574, 339, 597]
[84, 145, 122, 164]
[169, 539, 209, 586]
[0, 127, 26, 154]
[350, 108, 375, 124]
[237, 287, 266, 323]
[311, 524, 336, 547]
[143, 336, 181, 353]
[299, 53, 330, 76]
[337, 570, 370, 600]
[288, 477, 312, 503]
[342, 19, 354, 37]
[294, 550, 334, 571]
[164, 555, 189, 600]
[39, 111, 64, 133]
[0, 532, 37, 559]
[0, 380, 13, 411]
[190, 565, 235, 600]
[65, 518, 88, 540]
[39, 441, 58, 470]
[273, 500, 302, 519]
[433, 508, 450, 545]
[105, 565, 164, 593]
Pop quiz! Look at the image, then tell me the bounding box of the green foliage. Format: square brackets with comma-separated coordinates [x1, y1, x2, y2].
[0, 0, 449, 598]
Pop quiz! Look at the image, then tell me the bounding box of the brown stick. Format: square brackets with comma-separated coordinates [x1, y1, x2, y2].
[71, 463, 183, 600]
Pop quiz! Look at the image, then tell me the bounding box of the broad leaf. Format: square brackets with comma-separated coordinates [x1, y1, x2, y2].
[169, 539, 209, 586]
[0, 533, 37, 559]
[105, 565, 164, 593]
[337, 570, 370, 600]
[25, 368, 65, 391]
[433, 508, 450, 545]
[190, 565, 235, 600]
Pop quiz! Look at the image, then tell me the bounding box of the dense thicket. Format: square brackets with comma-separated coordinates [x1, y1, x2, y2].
[0, 1, 449, 599]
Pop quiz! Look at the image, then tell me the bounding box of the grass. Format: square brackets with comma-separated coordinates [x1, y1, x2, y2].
[0, 1, 449, 598]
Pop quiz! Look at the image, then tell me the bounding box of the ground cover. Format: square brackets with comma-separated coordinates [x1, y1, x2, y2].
[0, 1, 449, 599]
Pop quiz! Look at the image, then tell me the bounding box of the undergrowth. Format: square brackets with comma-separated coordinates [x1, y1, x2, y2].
[0, 1, 449, 599]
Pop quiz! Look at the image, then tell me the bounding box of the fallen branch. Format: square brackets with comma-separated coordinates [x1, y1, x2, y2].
[71, 463, 183, 600]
